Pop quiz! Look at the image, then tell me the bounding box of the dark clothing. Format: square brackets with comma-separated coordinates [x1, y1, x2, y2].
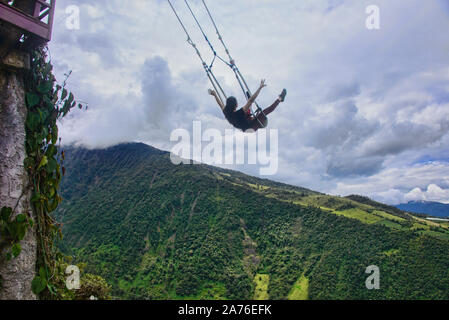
[227, 108, 252, 131]
[224, 99, 280, 132]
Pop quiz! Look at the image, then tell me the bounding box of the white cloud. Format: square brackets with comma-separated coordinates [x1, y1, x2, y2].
[332, 162, 449, 204]
[405, 184, 449, 204]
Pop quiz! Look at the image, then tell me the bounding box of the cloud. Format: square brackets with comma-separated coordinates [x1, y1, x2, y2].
[58, 56, 202, 149]
[361, 120, 449, 158]
[405, 184, 449, 204]
[141, 57, 180, 130]
[332, 162, 449, 204]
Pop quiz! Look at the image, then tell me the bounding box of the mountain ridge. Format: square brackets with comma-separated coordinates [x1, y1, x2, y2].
[395, 201, 449, 218]
[55, 142, 449, 300]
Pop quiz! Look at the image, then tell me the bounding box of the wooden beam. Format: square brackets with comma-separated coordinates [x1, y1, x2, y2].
[0, 2, 50, 40]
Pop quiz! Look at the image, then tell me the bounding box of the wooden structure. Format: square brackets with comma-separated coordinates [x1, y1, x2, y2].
[0, 0, 55, 49]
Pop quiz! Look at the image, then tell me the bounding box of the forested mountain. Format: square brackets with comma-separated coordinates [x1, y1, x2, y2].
[54, 143, 449, 300]
[395, 201, 449, 218]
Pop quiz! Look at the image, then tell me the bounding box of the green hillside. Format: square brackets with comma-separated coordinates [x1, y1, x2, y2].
[54, 143, 449, 300]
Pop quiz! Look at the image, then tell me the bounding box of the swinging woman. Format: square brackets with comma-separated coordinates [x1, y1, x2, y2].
[209, 80, 287, 132]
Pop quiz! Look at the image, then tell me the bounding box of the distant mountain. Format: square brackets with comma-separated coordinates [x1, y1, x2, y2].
[395, 201, 449, 218]
[54, 143, 449, 300]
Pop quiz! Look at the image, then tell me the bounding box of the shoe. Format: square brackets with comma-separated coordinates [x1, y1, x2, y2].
[279, 89, 287, 102]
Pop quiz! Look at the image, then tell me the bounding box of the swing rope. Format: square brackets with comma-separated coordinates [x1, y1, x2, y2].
[167, 0, 227, 105]
[200, 0, 264, 115]
[183, 0, 231, 70]
[167, 0, 267, 128]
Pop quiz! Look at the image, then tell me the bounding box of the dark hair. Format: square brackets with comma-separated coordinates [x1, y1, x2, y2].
[224, 96, 237, 117]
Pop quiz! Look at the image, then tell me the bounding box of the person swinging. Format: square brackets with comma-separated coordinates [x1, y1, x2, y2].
[209, 79, 287, 132]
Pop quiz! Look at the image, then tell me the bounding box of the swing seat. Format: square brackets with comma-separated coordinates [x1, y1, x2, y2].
[253, 110, 268, 129]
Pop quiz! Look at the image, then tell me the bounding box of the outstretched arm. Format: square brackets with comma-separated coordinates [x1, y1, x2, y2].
[242, 79, 267, 113]
[208, 89, 225, 111]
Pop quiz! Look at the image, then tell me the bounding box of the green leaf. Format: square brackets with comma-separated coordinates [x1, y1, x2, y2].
[39, 267, 48, 280]
[31, 193, 42, 203]
[38, 156, 48, 170]
[25, 112, 41, 131]
[26, 93, 40, 108]
[37, 82, 52, 94]
[46, 145, 57, 158]
[11, 243, 21, 258]
[16, 224, 27, 241]
[46, 157, 57, 173]
[46, 196, 59, 212]
[61, 100, 71, 116]
[1, 207, 12, 221]
[48, 187, 56, 198]
[61, 88, 68, 101]
[51, 126, 58, 144]
[16, 214, 27, 223]
[40, 110, 50, 124]
[31, 276, 47, 294]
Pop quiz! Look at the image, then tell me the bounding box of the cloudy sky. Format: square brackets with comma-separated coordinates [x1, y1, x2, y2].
[49, 0, 449, 205]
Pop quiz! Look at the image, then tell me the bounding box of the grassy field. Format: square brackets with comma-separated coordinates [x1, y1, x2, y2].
[410, 215, 449, 230]
[247, 183, 270, 191]
[333, 209, 384, 224]
[253, 274, 270, 300]
[372, 210, 405, 222]
[419, 230, 449, 241]
[288, 275, 309, 300]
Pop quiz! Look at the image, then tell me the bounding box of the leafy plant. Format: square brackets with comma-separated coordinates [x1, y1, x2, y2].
[0, 206, 33, 261]
[23, 48, 86, 298]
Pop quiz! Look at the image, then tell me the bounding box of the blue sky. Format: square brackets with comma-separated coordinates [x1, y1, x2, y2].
[49, 0, 449, 204]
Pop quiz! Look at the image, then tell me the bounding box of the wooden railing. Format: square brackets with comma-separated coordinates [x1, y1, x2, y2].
[0, 0, 55, 42]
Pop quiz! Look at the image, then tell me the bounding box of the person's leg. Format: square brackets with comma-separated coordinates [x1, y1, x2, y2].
[250, 90, 287, 131]
[262, 99, 281, 116]
[261, 88, 287, 116]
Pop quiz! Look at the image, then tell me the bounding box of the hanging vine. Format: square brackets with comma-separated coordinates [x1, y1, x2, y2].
[0, 207, 33, 262]
[0, 47, 113, 300]
[23, 47, 84, 297]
